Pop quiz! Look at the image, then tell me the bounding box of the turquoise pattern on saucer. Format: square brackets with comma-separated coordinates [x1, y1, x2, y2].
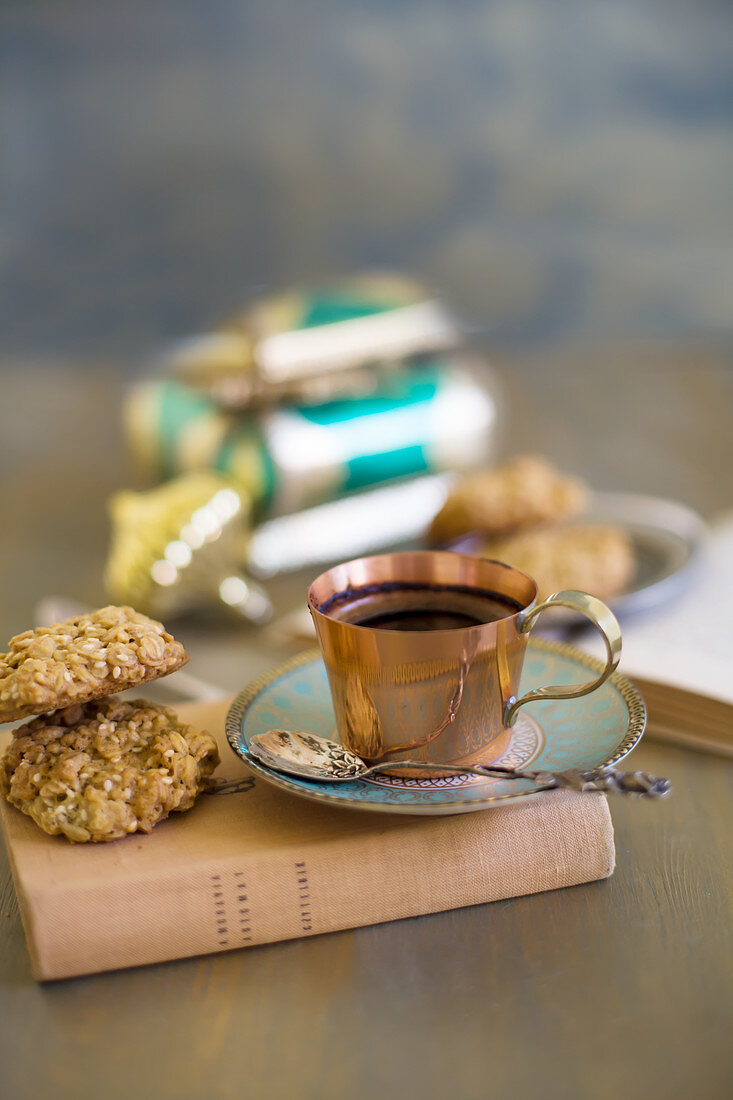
[225, 640, 646, 816]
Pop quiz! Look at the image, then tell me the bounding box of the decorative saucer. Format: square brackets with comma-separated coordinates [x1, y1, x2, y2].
[225, 639, 646, 816]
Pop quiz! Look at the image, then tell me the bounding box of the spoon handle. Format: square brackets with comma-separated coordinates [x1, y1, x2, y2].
[366, 761, 671, 798]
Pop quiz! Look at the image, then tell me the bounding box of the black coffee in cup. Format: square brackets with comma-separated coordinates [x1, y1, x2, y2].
[320, 581, 523, 632]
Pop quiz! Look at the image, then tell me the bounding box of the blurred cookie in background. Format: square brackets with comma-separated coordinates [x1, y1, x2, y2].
[428, 455, 588, 544]
[483, 524, 636, 603]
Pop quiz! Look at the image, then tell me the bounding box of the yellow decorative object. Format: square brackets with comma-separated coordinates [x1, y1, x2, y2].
[105, 473, 271, 623]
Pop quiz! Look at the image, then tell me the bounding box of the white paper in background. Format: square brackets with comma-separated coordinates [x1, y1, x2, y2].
[580, 514, 733, 705]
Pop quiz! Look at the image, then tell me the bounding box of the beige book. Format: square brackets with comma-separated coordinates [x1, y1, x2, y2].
[0, 699, 614, 982]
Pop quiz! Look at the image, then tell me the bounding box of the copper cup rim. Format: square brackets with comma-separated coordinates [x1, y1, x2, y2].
[307, 550, 538, 636]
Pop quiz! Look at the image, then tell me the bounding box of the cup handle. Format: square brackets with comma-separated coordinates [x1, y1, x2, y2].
[503, 590, 622, 727]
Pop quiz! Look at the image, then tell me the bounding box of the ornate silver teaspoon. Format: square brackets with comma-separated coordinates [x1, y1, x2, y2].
[248, 729, 670, 798]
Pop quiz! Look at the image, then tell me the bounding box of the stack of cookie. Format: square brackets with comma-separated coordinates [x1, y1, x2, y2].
[0, 606, 219, 843]
[429, 454, 635, 602]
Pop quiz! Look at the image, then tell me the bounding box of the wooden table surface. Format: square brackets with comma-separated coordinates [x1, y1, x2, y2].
[1, 347, 732, 1100]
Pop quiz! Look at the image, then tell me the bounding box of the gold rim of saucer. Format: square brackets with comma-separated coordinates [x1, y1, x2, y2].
[225, 639, 646, 812]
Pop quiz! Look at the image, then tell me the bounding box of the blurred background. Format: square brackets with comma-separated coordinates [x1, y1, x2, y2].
[1, 0, 732, 669]
[2, 0, 732, 354]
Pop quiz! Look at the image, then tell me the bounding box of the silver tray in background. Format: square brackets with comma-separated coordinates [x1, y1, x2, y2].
[578, 491, 707, 618]
[446, 491, 708, 623]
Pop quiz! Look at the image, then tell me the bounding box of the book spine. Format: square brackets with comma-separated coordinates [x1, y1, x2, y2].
[25, 792, 614, 980]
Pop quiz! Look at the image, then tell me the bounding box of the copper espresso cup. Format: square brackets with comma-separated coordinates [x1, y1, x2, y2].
[308, 551, 622, 775]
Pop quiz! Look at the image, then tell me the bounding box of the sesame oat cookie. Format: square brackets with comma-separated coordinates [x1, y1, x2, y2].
[0, 605, 188, 723]
[429, 455, 589, 543]
[0, 698, 220, 843]
[484, 524, 636, 603]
